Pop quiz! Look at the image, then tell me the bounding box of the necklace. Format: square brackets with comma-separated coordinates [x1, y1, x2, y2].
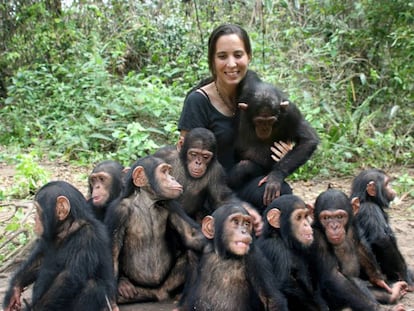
[215, 82, 236, 116]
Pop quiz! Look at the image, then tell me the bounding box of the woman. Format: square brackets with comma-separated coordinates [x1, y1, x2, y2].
[178, 23, 251, 173]
[178, 24, 293, 206]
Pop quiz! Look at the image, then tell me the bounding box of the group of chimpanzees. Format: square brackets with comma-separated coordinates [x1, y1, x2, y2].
[3, 71, 413, 311]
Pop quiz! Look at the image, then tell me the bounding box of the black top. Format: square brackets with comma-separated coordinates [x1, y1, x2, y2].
[178, 89, 239, 172]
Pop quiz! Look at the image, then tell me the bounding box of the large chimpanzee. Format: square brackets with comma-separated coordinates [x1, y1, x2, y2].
[3, 181, 117, 311]
[229, 70, 320, 210]
[87, 160, 125, 221]
[311, 188, 406, 311]
[154, 127, 263, 233]
[104, 155, 206, 304]
[351, 168, 414, 291]
[180, 203, 288, 311]
[257, 194, 328, 311]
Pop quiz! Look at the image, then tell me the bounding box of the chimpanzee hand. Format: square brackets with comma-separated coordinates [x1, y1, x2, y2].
[372, 279, 393, 293]
[111, 303, 120, 311]
[388, 281, 408, 304]
[263, 180, 281, 206]
[118, 277, 138, 299]
[389, 303, 406, 311]
[257, 174, 282, 206]
[271, 141, 293, 162]
[4, 286, 22, 311]
[241, 202, 263, 236]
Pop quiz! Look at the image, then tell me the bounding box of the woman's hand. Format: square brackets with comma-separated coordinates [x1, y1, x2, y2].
[271, 141, 293, 162]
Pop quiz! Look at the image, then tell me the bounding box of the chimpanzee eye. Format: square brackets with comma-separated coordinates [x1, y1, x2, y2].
[232, 218, 239, 226]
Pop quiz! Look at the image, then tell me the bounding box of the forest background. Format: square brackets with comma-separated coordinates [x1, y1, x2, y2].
[0, 0, 413, 266]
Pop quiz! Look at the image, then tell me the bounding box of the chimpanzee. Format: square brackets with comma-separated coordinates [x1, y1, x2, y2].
[351, 168, 414, 291]
[104, 155, 206, 304]
[3, 181, 117, 311]
[154, 127, 263, 233]
[87, 160, 126, 221]
[179, 203, 288, 311]
[311, 188, 407, 311]
[154, 128, 235, 220]
[257, 194, 329, 311]
[229, 70, 319, 210]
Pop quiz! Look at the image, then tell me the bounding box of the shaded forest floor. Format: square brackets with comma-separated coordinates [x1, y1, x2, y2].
[0, 162, 413, 310]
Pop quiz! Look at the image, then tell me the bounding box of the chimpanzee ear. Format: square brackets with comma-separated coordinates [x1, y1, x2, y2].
[201, 215, 215, 239]
[305, 203, 315, 220]
[176, 135, 185, 152]
[266, 208, 281, 229]
[351, 197, 360, 215]
[280, 101, 290, 111]
[366, 181, 377, 197]
[132, 166, 148, 187]
[122, 167, 131, 178]
[238, 103, 248, 110]
[56, 196, 71, 221]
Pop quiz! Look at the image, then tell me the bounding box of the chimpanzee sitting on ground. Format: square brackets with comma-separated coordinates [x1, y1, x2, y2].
[87, 160, 126, 221]
[229, 70, 319, 210]
[105, 155, 206, 304]
[257, 194, 328, 311]
[154, 128, 235, 220]
[154, 127, 263, 234]
[310, 188, 406, 311]
[351, 168, 414, 291]
[179, 202, 288, 311]
[3, 181, 117, 311]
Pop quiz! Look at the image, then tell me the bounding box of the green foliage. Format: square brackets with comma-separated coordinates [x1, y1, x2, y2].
[0, 0, 413, 175]
[0, 203, 34, 265]
[395, 174, 414, 199]
[8, 152, 50, 199]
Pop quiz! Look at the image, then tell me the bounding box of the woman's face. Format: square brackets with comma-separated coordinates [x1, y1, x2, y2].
[213, 34, 251, 87]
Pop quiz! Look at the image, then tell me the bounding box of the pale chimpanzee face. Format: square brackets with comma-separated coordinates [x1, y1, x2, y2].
[34, 202, 43, 236]
[89, 172, 112, 207]
[319, 209, 348, 246]
[291, 207, 314, 247]
[223, 212, 253, 256]
[383, 176, 396, 202]
[187, 147, 213, 179]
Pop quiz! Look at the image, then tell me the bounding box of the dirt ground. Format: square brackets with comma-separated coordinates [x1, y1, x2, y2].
[0, 162, 413, 310]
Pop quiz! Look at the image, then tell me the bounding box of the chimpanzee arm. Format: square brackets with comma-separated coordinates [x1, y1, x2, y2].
[261, 118, 318, 205]
[356, 234, 388, 288]
[256, 236, 290, 285]
[104, 198, 130, 278]
[246, 246, 288, 311]
[356, 205, 410, 282]
[3, 241, 44, 308]
[207, 163, 238, 207]
[311, 230, 380, 311]
[167, 201, 207, 251]
[269, 118, 319, 183]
